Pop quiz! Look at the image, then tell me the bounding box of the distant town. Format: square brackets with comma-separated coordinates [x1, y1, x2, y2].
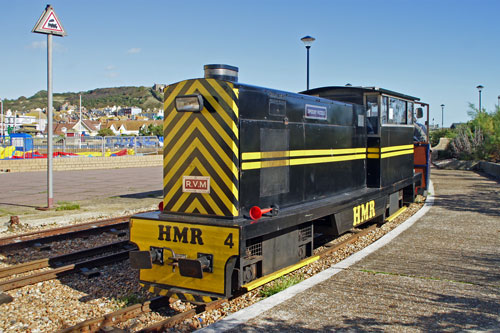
[0, 84, 166, 137]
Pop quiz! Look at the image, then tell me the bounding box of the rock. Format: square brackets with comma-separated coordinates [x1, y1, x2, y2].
[0, 292, 13, 305]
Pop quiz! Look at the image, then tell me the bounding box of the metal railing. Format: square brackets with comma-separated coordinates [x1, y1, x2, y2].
[1, 136, 162, 159]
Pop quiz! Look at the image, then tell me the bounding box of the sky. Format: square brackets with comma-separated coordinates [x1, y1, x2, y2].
[1, 0, 499, 127]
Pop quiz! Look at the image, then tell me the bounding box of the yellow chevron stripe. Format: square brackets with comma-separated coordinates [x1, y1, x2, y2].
[200, 193, 224, 215]
[194, 160, 238, 215]
[164, 134, 238, 199]
[189, 80, 239, 140]
[367, 153, 380, 159]
[380, 144, 414, 153]
[165, 155, 237, 215]
[202, 111, 239, 177]
[183, 293, 196, 302]
[164, 80, 188, 115]
[367, 148, 380, 153]
[164, 119, 238, 181]
[232, 88, 239, 118]
[202, 296, 215, 303]
[184, 197, 208, 214]
[206, 79, 238, 119]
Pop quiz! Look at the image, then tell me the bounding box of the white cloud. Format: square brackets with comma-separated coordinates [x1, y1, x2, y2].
[26, 40, 67, 52]
[127, 47, 141, 54]
[28, 41, 46, 49]
[105, 65, 116, 71]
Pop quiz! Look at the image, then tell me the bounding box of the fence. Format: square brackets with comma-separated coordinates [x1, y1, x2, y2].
[1, 135, 162, 159]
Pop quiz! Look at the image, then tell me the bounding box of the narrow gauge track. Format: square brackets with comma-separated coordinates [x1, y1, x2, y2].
[58, 217, 388, 333]
[0, 240, 135, 291]
[0, 215, 133, 251]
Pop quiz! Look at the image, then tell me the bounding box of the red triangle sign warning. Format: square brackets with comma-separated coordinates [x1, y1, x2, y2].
[42, 12, 63, 32]
[32, 5, 67, 36]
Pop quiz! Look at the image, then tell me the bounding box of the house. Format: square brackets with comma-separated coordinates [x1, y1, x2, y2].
[44, 120, 101, 137]
[118, 107, 142, 117]
[105, 120, 162, 136]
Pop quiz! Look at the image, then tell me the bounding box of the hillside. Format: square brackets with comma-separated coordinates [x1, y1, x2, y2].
[3, 86, 164, 112]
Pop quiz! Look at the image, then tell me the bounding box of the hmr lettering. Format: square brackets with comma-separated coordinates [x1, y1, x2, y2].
[353, 200, 375, 226]
[158, 225, 204, 245]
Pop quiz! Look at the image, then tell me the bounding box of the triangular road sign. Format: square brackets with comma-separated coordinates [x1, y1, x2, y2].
[32, 5, 67, 36]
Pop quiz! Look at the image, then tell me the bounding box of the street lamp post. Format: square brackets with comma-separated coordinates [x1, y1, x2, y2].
[440, 104, 445, 128]
[300, 36, 315, 90]
[476, 85, 484, 112]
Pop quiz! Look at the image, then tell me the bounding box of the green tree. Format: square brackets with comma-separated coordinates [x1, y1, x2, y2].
[449, 103, 500, 161]
[139, 124, 162, 136]
[98, 128, 115, 136]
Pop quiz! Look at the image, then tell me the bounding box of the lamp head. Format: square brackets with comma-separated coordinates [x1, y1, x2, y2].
[301, 36, 316, 47]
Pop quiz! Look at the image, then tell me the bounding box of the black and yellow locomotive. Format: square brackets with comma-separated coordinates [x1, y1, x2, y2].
[129, 64, 425, 303]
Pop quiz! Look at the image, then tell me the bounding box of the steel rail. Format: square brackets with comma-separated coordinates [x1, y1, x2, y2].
[0, 249, 131, 291]
[0, 216, 131, 251]
[56, 296, 171, 333]
[0, 240, 132, 279]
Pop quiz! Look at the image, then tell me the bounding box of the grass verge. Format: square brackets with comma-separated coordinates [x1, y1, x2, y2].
[259, 274, 304, 298]
[56, 201, 80, 211]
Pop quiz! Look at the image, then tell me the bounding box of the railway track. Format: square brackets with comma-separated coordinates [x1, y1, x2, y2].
[0, 215, 131, 251]
[58, 217, 388, 333]
[0, 240, 135, 292]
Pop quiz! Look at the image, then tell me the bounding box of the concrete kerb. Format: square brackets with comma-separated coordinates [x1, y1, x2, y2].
[198, 182, 435, 333]
[0, 204, 158, 233]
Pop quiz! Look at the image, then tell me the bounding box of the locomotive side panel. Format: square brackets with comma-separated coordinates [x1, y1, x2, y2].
[239, 86, 367, 214]
[380, 126, 414, 187]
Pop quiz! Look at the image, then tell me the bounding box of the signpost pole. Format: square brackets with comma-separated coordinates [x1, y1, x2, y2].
[33, 4, 66, 209]
[47, 33, 54, 208]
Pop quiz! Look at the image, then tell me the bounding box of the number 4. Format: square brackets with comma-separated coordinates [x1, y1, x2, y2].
[224, 233, 234, 248]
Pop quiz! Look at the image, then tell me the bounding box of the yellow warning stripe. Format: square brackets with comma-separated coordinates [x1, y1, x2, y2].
[381, 144, 414, 153]
[385, 206, 407, 222]
[242, 153, 366, 170]
[381, 149, 414, 159]
[242, 147, 366, 161]
[243, 255, 320, 291]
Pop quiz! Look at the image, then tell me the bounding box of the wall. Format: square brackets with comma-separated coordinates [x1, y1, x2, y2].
[0, 155, 162, 172]
[478, 161, 500, 180]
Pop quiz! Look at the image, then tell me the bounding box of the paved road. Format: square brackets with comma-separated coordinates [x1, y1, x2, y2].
[0, 167, 163, 208]
[0, 167, 163, 229]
